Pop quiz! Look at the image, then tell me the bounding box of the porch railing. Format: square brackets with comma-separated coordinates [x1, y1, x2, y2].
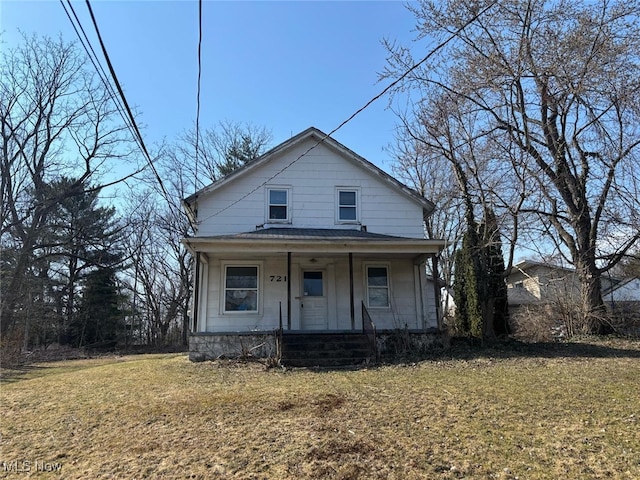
[361, 301, 379, 363]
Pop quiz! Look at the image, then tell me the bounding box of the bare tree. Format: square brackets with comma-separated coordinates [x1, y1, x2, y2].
[173, 120, 273, 190]
[119, 122, 273, 347]
[1, 34, 134, 338]
[383, 0, 640, 333]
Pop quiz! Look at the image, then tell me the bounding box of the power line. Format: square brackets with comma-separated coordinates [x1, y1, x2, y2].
[60, 0, 134, 142]
[197, 1, 497, 225]
[194, 0, 203, 196]
[83, 0, 176, 215]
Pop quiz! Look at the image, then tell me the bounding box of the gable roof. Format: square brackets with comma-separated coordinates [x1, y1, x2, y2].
[510, 260, 575, 275]
[183, 126, 436, 216]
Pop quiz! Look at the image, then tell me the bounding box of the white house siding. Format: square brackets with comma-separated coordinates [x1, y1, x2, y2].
[196, 252, 436, 333]
[194, 139, 425, 238]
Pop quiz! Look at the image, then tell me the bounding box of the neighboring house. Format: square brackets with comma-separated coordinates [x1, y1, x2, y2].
[604, 277, 640, 304]
[604, 277, 640, 331]
[182, 127, 446, 365]
[506, 260, 622, 309]
[506, 261, 580, 308]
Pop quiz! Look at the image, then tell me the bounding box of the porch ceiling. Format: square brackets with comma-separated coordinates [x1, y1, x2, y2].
[182, 228, 444, 256]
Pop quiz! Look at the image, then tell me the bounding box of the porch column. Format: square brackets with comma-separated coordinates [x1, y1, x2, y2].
[193, 252, 201, 332]
[349, 252, 355, 330]
[432, 254, 442, 329]
[287, 252, 292, 330]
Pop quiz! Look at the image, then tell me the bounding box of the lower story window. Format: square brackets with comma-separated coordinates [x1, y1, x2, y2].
[367, 266, 389, 308]
[224, 266, 258, 312]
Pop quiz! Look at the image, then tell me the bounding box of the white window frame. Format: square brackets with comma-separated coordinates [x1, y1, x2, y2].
[364, 264, 391, 309]
[336, 187, 359, 224]
[265, 186, 291, 223]
[222, 262, 262, 314]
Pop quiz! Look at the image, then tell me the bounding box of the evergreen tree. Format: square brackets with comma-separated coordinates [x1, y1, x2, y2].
[71, 267, 123, 348]
[453, 222, 484, 338]
[453, 208, 509, 339]
[479, 208, 510, 338]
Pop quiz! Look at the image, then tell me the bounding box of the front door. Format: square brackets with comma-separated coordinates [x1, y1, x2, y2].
[300, 270, 328, 330]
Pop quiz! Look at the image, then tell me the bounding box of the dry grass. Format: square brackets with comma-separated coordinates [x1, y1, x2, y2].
[1, 340, 640, 479]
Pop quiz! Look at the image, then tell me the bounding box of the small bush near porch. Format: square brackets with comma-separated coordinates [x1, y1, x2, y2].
[2, 338, 639, 479]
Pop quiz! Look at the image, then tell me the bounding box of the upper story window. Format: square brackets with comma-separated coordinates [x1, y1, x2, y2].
[337, 188, 358, 223]
[267, 187, 290, 223]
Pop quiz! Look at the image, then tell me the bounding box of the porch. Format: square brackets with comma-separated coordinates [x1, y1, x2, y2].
[189, 302, 449, 365]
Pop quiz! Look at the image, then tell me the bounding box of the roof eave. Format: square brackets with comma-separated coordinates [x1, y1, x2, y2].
[181, 236, 445, 255]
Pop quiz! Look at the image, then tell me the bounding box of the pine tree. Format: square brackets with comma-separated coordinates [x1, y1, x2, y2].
[71, 267, 123, 348]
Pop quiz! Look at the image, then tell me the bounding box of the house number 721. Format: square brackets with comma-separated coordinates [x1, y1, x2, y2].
[270, 276, 287, 282]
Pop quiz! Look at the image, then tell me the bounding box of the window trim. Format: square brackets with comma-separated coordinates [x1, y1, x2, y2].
[336, 187, 359, 224]
[222, 262, 262, 314]
[364, 264, 391, 309]
[265, 186, 291, 224]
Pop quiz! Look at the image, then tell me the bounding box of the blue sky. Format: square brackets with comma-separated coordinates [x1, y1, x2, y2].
[1, 1, 421, 173]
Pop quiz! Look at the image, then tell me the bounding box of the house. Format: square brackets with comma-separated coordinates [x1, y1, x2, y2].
[182, 127, 446, 365]
[506, 260, 621, 308]
[506, 260, 640, 337]
[604, 277, 640, 333]
[506, 260, 580, 308]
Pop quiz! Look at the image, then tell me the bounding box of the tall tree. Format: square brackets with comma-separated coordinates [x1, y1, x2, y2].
[0, 34, 133, 339]
[71, 266, 123, 348]
[119, 122, 273, 346]
[384, 0, 640, 333]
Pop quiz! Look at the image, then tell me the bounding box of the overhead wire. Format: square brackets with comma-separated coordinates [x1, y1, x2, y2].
[196, 1, 497, 225]
[194, 0, 203, 196]
[60, 0, 151, 190]
[83, 0, 178, 216]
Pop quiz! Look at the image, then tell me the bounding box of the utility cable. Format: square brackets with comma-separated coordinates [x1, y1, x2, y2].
[197, 1, 497, 224]
[84, 0, 177, 216]
[194, 0, 203, 196]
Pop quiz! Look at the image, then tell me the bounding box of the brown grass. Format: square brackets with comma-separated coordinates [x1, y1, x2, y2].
[1, 339, 639, 479]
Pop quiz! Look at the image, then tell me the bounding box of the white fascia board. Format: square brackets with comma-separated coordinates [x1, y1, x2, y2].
[182, 237, 445, 255]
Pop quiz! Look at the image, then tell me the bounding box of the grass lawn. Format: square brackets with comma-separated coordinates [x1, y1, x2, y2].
[1, 339, 639, 479]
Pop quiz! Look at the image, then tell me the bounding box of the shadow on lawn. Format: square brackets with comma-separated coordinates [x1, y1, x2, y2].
[0, 364, 50, 384]
[426, 337, 640, 362]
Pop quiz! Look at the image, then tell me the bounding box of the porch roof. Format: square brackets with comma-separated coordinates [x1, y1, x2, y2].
[182, 228, 444, 256]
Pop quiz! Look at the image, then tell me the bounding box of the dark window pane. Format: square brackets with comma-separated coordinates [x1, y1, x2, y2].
[269, 205, 287, 220]
[303, 271, 323, 296]
[339, 191, 356, 206]
[368, 267, 388, 286]
[226, 267, 257, 288]
[270, 189, 287, 205]
[368, 288, 389, 307]
[225, 290, 257, 311]
[339, 206, 356, 220]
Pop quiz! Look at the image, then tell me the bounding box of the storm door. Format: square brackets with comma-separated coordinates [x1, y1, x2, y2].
[300, 270, 328, 330]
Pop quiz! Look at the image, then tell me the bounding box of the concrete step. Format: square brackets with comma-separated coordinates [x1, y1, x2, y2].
[280, 333, 373, 367]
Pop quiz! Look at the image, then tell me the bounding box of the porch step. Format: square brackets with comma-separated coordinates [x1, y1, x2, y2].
[280, 333, 373, 368]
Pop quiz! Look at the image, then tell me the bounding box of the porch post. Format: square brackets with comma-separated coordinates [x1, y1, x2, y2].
[193, 252, 201, 332]
[432, 254, 442, 330]
[287, 252, 292, 330]
[349, 252, 355, 330]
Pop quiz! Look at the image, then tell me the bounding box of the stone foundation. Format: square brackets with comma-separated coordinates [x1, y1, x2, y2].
[190, 329, 449, 363]
[189, 332, 278, 362]
[376, 329, 450, 358]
